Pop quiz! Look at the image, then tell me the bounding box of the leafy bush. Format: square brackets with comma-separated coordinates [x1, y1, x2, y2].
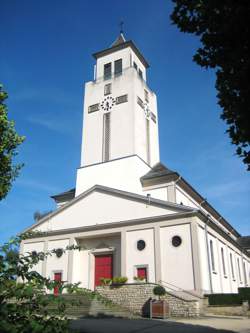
[238, 287, 250, 299]
[133, 276, 146, 282]
[153, 285, 166, 299]
[206, 293, 243, 306]
[100, 277, 112, 286]
[0, 232, 82, 333]
[112, 276, 128, 284]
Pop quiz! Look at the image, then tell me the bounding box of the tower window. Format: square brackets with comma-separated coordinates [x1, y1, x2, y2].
[103, 113, 111, 162]
[104, 83, 112, 95]
[104, 62, 111, 80]
[133, 61, 138, 70]
[137, 96, 144, 109]
[88, 103, 99, 113]
[114, 59, 122, 76]
[150, 112, 157, 123]
[116, 94, 128, 105]
[144, 89, 149, 102]
[138, 69, 143, 79]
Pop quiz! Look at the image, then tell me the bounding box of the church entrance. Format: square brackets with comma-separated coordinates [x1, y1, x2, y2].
[94, 254, 113, 287]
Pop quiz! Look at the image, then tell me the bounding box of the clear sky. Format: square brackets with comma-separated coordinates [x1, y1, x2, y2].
[1, 0, 249, 244]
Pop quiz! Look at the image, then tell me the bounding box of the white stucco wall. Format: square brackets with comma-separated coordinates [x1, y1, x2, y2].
[46, 239, 70, 284]
[125, 228, 155, 283]
[160, 223, 195, 291]
[76, 155, 150, 197]
[23, 241, 45, 276]
[33, 189, 178, 233]
[197, 220, 250, 294]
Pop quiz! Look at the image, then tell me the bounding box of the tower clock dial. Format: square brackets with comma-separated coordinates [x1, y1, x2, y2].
[100, 96, 116, 112]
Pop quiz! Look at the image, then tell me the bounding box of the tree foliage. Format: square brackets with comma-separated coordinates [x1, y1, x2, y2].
[171, 0, 250, 170]
[0, 232, 82, 333]
[0, 84, 25, 200]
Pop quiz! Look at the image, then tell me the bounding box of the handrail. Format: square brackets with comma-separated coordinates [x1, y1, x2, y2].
[159, 280, 203, 299]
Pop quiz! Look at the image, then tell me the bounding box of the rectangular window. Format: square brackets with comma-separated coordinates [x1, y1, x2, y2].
[237, 258, 242, 282]
[104, 62, 111, 80]
[150, 112, 157, 123]
[116, 94, 128, 105]
[210, 240, 215, 272]
[114, 59, 122, 76]
[104, 83, 112, 95]
[133, 61, 138, 70]
[243, 262, 247, 285]
[137, 96, 144, 108]
[221, 248, 227, 276]
[88, 103, 99, 113]
[230, 253, 235, 280]
[138, 69, 143, 79]
[144, 89, 149, 102]
[137, 267, 147, 282]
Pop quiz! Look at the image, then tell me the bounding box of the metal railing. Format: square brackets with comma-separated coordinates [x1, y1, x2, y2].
[159, 280, 203, 299]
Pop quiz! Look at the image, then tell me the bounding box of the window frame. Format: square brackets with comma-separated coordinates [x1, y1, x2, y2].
[104, 83, 112, 96]
[104, 62, 112, 80]
[114, 58, 122, 76]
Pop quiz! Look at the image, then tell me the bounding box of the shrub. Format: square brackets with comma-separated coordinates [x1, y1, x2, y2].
[153, 285, 166, 299]
[206, 293, 242, 306]
[238, 287, 250, 299]
[112, 276, 128, 284]
[133, 276, 146, 282]
[0, 232, 82, 333]
[100, 277, 112, 286]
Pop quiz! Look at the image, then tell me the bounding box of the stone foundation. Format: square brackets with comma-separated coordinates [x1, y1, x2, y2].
[97, 283, 200, 317]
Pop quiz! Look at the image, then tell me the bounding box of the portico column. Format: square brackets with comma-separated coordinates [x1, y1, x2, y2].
[67, 237, 75, 284]
[121, 230, 126, 276]
[154, 226, 162, 283]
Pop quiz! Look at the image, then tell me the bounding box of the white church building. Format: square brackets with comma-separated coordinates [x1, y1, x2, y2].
[21, 33, 250, 295]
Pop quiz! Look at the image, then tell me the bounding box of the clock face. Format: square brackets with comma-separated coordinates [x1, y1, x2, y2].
[100, 96, 116, 112]
[143, 103, 151, 119]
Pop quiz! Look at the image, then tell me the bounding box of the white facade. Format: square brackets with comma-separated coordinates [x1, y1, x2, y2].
[21, 34, 250, 296]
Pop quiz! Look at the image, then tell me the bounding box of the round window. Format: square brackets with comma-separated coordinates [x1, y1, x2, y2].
[137, 240, 146, 251]
[172, 236, 182, 247]
[55, 248, 63, 258]
[31, 251, 37, 257]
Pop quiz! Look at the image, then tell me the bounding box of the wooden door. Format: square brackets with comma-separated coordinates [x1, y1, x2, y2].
[95, 255, 113, 287]
[54, 272, 62, 295]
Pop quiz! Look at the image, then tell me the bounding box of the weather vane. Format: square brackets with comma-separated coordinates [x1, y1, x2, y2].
[120, 20, 124, 34]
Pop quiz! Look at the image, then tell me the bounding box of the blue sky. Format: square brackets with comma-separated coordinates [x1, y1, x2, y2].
[1, 0, 249, 244]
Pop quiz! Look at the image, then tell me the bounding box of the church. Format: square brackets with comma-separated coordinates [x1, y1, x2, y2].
[21, 33, 250, 295]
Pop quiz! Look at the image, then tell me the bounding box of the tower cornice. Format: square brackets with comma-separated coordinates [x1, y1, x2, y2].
[92, 40, 150, 68]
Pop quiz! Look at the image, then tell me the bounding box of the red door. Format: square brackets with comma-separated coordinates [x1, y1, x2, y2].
[137, 267, 147, 281]
[54, 272, 62, 295]
[95, 255, 113, 287]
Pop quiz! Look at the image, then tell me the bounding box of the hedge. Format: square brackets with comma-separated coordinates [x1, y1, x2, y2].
[206, 287, 250, 306]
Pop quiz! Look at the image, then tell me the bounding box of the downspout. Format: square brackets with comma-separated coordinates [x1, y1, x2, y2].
[204, 215, 213, 294]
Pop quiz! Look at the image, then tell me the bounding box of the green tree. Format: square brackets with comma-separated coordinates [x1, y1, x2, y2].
[0, 232, 81, 333]
[171, 1, 250, 170]
[0, 84, 25, 200]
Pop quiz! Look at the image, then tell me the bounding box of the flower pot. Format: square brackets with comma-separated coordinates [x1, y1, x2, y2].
[150, 299, 169, 319]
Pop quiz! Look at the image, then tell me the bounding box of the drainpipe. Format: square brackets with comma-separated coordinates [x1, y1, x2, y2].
[204, 215, 213, 294]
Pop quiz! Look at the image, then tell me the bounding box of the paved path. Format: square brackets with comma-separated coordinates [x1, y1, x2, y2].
[70, 317, 250, 333]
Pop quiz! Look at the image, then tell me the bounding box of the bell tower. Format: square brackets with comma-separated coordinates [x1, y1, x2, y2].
[80, 33, 160, 168]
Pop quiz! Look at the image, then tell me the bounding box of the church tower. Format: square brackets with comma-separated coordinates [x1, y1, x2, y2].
[76, 33, 160, 196]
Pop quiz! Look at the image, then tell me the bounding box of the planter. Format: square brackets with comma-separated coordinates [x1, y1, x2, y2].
[150, 299, 169, 319]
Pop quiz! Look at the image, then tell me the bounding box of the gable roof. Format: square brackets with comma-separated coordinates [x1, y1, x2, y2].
[140, 162, 177, 181]
[141, 162, 241, 238]
[111, 33, 126, 47]
[51, 188, 75, 202]
[23, 184, 195, 233]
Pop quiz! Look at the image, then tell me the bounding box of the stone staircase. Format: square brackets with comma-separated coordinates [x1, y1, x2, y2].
[47, 293, 137, 318]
